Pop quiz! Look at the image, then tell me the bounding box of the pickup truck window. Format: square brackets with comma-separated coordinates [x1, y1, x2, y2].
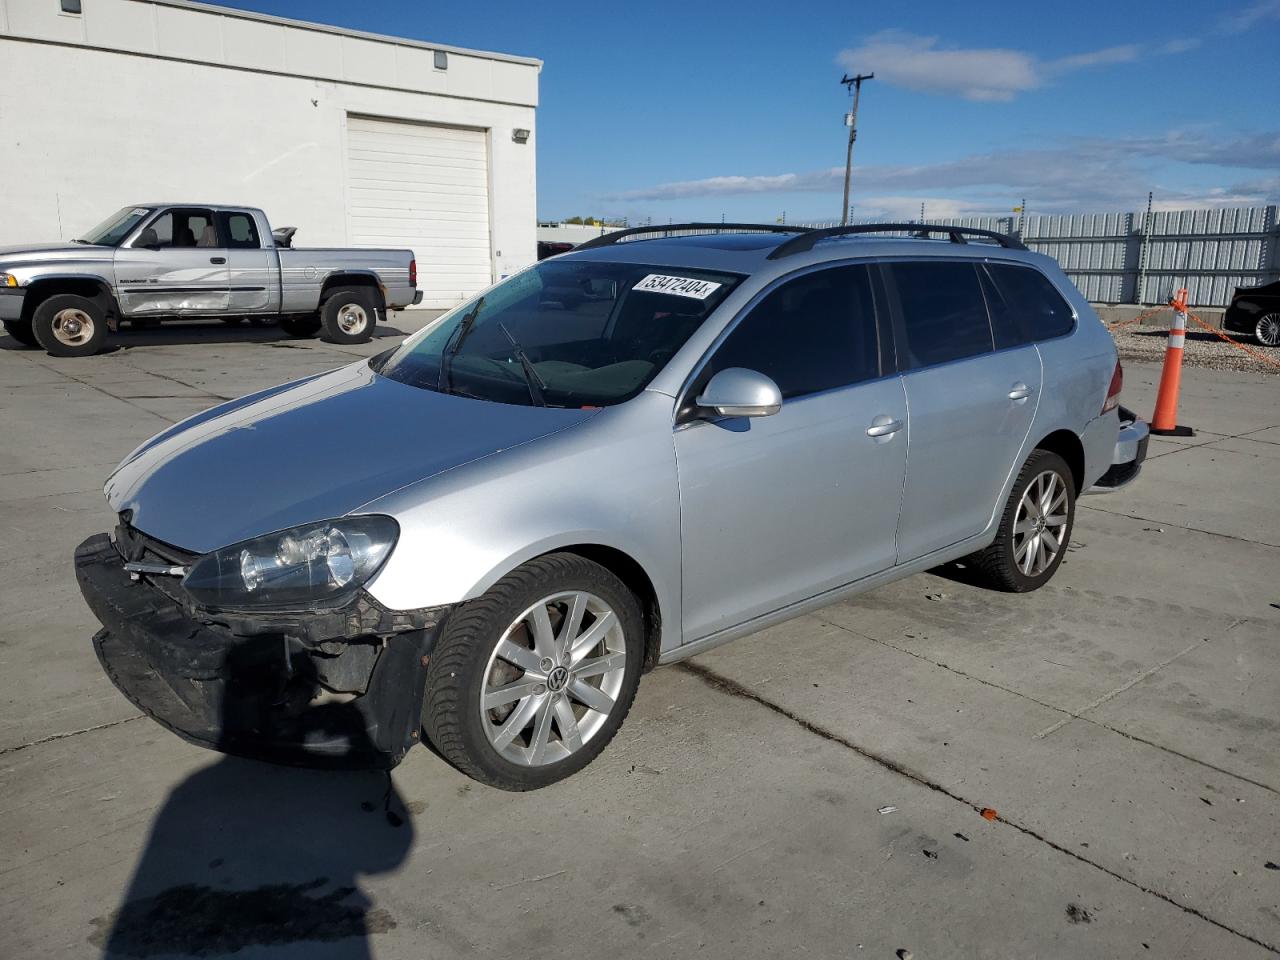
[219, 211, 261, 249]
[136, 208, 217, 250]
[77, 207, 152, 247]
[374, 260, 744, 408]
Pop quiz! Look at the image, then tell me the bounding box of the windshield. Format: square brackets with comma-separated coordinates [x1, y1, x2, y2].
[77, 207, 153, 246]
[374, 260, 744, 407]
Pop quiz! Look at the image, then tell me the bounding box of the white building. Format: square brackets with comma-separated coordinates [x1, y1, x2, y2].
[0, 0, 541, 307]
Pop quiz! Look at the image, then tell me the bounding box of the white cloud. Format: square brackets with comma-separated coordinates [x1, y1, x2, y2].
[836, 31, 1040, 102]
[836, 32, 1165, 102]
[1217, 0, 1280, 33]
[1047, 44, 1141, 71]
[602, 131, 1280, 214]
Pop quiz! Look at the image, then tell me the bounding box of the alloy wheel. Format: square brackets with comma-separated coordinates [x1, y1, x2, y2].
[51, 308, 95, 347]
[1256, 313, 1280, 347]
[336, 303, 368, 335]
[1012, 470, 1069, 577]
[479, 591, 627, 766]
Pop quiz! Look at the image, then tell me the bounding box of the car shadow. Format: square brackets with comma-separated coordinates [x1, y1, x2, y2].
[91, 647, 416, 958]
[1, 321, 409, 354]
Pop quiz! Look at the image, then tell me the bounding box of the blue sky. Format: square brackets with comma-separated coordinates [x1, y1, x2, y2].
[219, 0, 1280, 223]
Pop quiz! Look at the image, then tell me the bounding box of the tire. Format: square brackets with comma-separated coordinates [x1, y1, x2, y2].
[423, 553, 645, 790]
[966, 449, 1076, 593]
[320, 287, 377, 344]
[2, 319, 38, 348]
[280, 316, 322, 338]
[1255, 312, 1280, 347]
[31, 294, 107, 358]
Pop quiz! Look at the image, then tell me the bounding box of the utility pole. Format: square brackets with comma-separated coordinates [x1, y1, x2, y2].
[840, 72, 874, 226]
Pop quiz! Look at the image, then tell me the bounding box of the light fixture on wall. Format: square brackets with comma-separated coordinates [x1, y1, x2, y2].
[512, 128, 530, 144]
[433, 50, 448, 70]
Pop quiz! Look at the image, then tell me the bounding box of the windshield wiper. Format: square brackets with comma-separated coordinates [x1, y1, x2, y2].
[437, 296, 484, 394]
[499, 323, 547, 407]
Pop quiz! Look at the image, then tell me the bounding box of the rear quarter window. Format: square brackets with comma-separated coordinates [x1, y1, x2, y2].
[984, 263, 1075, 345]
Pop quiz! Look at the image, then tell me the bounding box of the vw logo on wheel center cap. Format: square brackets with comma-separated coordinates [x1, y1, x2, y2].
[546, 665, 570, 692]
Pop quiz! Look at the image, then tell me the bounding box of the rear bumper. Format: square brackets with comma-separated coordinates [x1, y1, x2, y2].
[1086, 406, 1149, 494]
[0, 287, 24, 321]
[75, 532, 449, 769]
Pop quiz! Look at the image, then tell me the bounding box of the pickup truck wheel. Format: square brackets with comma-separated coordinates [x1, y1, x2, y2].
[280, 316, 322, 338]
[32, 294, 107, 358]
[422, 553, 644, 790]
[966, 449, 1075, 593]
[320, 287, 377, 344]
[2, 319, 38, 348]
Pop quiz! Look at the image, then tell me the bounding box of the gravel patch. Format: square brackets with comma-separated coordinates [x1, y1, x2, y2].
[1110, 327, 1280, 375]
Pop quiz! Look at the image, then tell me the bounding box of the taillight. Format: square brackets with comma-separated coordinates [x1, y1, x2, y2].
[409, 258, 417, 287]
[1102, 359, 1123, 413]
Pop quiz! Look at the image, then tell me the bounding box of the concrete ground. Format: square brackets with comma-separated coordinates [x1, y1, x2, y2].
[1, 315, 1277, 959]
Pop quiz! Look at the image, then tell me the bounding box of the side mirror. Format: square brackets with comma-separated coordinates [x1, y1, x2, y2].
[695, 368, 782, 418]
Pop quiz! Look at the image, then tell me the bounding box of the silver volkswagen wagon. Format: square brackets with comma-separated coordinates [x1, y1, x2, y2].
[76, 223, 1148, 790]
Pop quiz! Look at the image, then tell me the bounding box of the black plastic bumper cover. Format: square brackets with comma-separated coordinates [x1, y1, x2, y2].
[75, 533, 450, 770]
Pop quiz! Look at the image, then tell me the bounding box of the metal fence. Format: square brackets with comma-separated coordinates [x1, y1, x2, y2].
[835, 206, 1278, 307]
[615, 206, 1279, 307]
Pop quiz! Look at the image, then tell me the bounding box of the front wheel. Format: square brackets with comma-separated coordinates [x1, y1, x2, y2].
[966, 449, 1075, 592]
[31, 294, 107, 358]
[422, 553, 644, 790]
[320, 287, 377, 344]
[1256, 313, 1280, 347]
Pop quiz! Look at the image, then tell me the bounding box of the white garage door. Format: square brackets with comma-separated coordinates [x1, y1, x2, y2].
[346, 115, 492, 309]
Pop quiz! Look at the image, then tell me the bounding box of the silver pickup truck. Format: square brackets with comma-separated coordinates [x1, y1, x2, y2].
[0, 204, 421, 357]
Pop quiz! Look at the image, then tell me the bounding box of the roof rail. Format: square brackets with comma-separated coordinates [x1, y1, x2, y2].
[767, 222, 1026, 259]
[573, 222, 804, 251]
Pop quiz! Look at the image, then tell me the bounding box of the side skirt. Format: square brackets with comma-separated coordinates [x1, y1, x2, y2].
[658, 531, 994, 666]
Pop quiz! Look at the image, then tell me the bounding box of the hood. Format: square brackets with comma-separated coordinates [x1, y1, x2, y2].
[106, 362, 599, 554]
[0, 242, 104, 259]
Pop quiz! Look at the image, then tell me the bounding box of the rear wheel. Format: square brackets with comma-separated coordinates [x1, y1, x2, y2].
[2, 319, 38, 348]
[280, 316, 322, 338]
[1256, 313, 1280, 347]
[32, 294, 107, 358]
[422, 553, 644, 790]
[967, 449, 1075, 592]
[320, 287, 377, 344]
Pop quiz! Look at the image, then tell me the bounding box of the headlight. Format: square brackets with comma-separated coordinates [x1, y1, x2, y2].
[182, 516, 398, 608]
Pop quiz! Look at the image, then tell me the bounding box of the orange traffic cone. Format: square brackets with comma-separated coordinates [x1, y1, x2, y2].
[1150, 287, 1194, 437]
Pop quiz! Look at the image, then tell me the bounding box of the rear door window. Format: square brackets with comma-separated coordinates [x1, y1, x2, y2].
[219, 212, 261, 249]
[886, 261, 994, 369]
[702, 264, 881, 399]
[984, 263, 1075, 344]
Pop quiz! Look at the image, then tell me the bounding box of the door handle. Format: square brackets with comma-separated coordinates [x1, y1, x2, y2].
[210, 256, 226, 264]
[1008, 382, 1032, 401]
[866, 415, 904, 439]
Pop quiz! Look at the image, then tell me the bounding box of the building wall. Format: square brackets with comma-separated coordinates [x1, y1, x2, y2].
[0, 0, 541, 300]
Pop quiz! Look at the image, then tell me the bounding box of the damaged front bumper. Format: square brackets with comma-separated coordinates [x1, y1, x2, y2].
[75, 531, 451, 769]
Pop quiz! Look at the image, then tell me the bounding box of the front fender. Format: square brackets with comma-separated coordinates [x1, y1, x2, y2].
[360, 393, 682, 651]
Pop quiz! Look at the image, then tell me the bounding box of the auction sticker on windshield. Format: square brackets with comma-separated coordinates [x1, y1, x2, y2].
[633, 274, 722, 300]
